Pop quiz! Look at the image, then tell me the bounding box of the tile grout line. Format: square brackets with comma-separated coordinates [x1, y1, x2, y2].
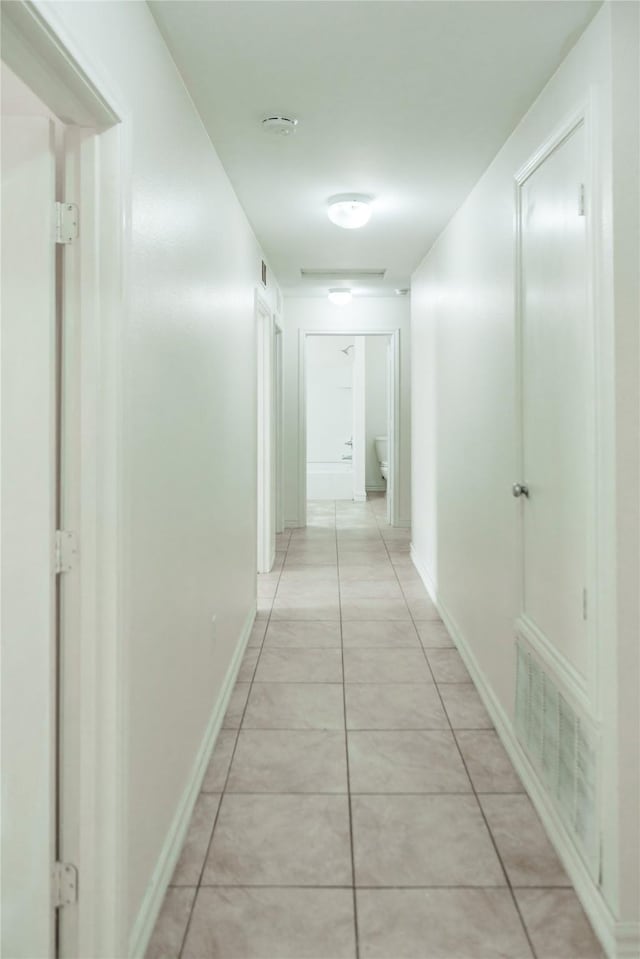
[169, 500, 539, 957]
[336, 502, 362, 959]
[381, 532, 540, 959]
[176, 528, 293, 958]
[179, 882, 573, 890]
[197, 789, 538, 797]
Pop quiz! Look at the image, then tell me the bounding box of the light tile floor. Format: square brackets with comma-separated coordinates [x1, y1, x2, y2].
[147, 496, 604, 959]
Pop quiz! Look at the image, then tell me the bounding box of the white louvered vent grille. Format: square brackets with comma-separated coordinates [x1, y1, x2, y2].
[515, 640, 599, 877]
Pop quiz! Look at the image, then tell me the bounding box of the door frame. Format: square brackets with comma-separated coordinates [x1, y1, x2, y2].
[1, 3, 129, 957]
[298, 329, 401, 525]
[513, 98, 602, 719]
[352, 336, 367, 502]
[256, 290, 276, 572]
[274, 318, 285, 535]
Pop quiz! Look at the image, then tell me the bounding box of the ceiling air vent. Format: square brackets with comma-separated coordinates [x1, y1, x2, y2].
[300, 268, 386, 280]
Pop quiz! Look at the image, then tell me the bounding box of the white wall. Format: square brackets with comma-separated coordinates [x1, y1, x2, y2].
[410, 5, 639, 954]
[305, 333, 388, 485]
[306, 336, 354, 463]
[283, 297, 411, 526]
[365, 335, 389, 490]
[37, 1, 281, 949]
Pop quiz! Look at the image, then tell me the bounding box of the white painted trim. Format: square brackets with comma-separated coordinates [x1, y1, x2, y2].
[128, 605, 256, 959]
[352, 336, 367, 502]
[0, 1, 118, 127]
[297, 330, 308, 525]
[614, 924, 640, 959]
[410, 546, 438, 600]
[256, 290, 275, 573]
[512, 98, 621, 916]
[515, 613, 591, 714]
[514, 101, 590, 185]
[410, 544, 634, 959]
[513, 98, 600, 718]
[387, 329, 401, 527]
[274, 321, 285, 535]
[298, 329, 401, 526]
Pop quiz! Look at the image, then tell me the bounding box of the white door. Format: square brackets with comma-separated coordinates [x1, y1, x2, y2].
[517, 122, 589, 685]
[1, 116, 58, 958]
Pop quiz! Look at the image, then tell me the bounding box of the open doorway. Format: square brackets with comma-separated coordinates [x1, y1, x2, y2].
[303, 331, 398, 525]
[256, 292, 284, 572]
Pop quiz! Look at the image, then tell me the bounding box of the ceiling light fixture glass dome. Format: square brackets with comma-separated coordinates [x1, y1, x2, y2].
[328, 288, 352, 306]
[327, 194, 372, 229]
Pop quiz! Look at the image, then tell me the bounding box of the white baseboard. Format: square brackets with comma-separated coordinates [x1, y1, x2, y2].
[615, 924, 640, 959]
[410, 545, 635, 959]
[128, 604, 256, 959]
[366, 484, 387, 492]
[410, 547, 437, 598]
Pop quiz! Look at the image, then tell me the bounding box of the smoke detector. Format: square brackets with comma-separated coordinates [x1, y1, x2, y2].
[262, 116, 298, 136]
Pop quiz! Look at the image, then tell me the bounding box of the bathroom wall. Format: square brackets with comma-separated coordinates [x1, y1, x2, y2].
[306, 336, 354, 463]
[365, 336, 389, 491]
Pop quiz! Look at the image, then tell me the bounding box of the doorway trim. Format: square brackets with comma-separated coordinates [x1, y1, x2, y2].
[1, 3, 130, 957]
[298, 329, 401, 526]
[274, 318, 285, 535]
[256, 290, 276, 572]
[510, 91, 620, 946]
[513, 99, 600, 719]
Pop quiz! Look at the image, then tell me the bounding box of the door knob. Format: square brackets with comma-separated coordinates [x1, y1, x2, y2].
[512, 483, 529, 498]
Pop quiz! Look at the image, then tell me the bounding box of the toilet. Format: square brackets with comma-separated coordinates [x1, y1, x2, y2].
[375, 435, 389, 481]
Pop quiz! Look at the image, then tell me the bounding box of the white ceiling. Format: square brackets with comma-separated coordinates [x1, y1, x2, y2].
[149, 0, 600, 298]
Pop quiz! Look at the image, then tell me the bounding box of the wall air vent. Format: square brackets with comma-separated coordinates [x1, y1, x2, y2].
[515, 639, 599, 878]
[300, 268, 386, 279]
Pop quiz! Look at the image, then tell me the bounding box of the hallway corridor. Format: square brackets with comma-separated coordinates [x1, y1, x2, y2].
[147, 498, 603, 959]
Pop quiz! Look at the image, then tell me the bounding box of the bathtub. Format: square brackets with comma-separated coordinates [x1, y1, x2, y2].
[307, 461, 354, 500]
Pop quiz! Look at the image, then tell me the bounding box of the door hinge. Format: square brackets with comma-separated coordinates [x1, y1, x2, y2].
[53, 862, 78, 908]
[578, 183, 586, 217]
[582, 588, 588, 620]
[55, 529, 79, 574]
[55, 202, 79, 244]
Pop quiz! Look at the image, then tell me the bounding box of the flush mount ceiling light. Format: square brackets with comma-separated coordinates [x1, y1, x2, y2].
[262, 116, 298, 136]
[327, 194, 372, 230]
[328, 288, 352, 306]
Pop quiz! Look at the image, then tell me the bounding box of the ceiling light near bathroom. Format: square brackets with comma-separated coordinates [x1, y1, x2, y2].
[328, 288, 352, 306]
[327, 194, 372, 229]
